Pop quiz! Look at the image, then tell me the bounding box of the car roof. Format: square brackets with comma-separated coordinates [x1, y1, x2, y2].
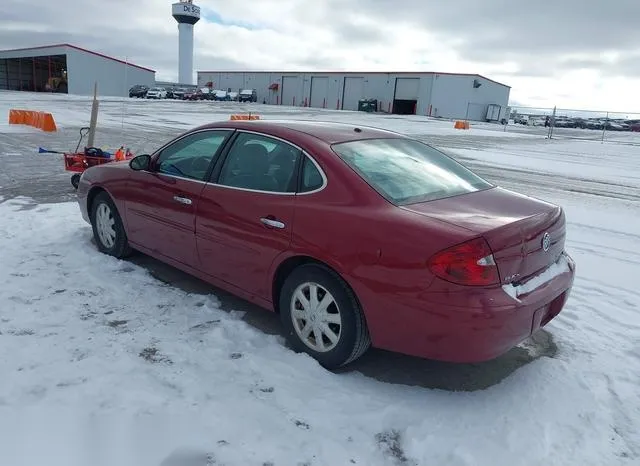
[197, 119, 407, 144]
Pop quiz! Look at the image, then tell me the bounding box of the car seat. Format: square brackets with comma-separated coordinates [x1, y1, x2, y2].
[271, 149, 297, 192]
[225, 144, 279, 191]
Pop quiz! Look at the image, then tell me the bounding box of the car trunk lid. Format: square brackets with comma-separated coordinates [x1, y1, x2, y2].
[401, 187, 566, 284]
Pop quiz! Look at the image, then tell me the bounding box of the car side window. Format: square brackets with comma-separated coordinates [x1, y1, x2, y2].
[156, 130, 231, 181]
[300, 156, 324, 192]
[217, 132, 301, 193]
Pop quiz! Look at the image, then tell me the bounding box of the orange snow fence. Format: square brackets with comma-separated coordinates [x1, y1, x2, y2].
[230, 114, 260, 120]
[454, 120, 470, 130]
[8, 109, 57, 132]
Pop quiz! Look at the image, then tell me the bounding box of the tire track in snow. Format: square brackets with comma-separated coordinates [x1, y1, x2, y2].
[455, 161, 640, 202]
[569, 240, 640, 266]
[571, 222, 640, 241]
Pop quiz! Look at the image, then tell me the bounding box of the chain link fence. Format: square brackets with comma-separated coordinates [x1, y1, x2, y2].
[504, 106, 640, 144]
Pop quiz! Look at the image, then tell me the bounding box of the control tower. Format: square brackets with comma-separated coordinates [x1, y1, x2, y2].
[172, 0, 200, 85]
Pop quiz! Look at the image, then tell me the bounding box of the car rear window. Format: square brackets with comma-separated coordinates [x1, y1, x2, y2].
[331, 138, 493, 205]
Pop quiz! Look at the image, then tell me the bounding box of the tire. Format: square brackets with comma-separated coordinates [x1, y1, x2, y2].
[90, 191, 132, 258]
[70, 173, 81, 189]
[279, 264, 371, 369]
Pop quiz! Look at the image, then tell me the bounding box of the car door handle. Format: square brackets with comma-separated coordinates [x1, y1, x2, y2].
[173, 195, 192, 205]
[260, 217, 285, 229]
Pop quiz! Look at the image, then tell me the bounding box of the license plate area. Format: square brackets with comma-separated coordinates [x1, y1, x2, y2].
[531, 291, 569, 334]
[531, 304, 550, 334]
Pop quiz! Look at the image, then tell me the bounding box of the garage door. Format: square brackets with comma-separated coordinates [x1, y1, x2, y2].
[310, 77, 329, 108]
[281, 76, 301, 106]
[394, 78, 420, 100]
[342, 77, 364, 111]
[0, 60, 7, 89]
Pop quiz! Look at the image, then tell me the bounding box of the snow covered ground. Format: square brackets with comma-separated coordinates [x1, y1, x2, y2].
[0, 91, 639, 465]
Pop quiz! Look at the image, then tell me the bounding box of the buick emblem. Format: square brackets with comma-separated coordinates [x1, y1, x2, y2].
[541, 232, 551, 252]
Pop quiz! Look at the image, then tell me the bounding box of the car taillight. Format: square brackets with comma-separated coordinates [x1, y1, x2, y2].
[427, 237, 500, 286]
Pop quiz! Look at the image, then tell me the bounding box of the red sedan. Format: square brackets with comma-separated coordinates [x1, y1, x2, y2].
[77, 120, 576, 369]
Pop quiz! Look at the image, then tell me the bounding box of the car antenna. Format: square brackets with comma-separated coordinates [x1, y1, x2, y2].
[121, 55, 128, 142]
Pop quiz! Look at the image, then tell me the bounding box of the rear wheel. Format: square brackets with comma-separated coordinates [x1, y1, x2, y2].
[90, 191, 132, 258]
[279, 264, 371, 369]
[70, 173, 80, 189]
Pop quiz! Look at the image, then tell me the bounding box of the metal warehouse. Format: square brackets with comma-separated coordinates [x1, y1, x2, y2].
[0, 44, 155, 97]
[197, 71, 511, 120]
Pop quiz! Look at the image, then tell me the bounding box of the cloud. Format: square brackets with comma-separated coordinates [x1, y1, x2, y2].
[342, 0, 640, 55]
[2, 0, 640, 110]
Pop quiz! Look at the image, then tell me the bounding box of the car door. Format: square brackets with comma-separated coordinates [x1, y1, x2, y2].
[125, 129, 234, 267]
[195, 130, 301, 299]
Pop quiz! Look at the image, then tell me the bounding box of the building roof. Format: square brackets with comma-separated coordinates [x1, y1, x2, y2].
[0, 44, 155, 73]
[196, 70, 510, 88]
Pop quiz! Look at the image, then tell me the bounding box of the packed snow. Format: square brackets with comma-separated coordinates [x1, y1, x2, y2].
[0, 91, 639, 466]
[502, 253, 573, 302]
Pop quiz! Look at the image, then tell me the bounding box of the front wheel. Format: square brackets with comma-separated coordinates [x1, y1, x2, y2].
[279, 264, 371, 369]
[90, 191, 132, 258]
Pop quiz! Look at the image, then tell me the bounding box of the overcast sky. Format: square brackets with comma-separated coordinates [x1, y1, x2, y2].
[2, 0, 640, 112]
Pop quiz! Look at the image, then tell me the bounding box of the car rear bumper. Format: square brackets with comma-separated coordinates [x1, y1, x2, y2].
[360, 252, 576, 363]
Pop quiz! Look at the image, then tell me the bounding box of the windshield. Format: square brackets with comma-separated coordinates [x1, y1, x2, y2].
[331, 138, 493, 205]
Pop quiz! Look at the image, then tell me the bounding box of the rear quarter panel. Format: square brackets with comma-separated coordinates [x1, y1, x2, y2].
[279, 137, 475, 346]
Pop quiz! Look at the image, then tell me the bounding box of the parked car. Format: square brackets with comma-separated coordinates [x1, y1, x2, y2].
[553, 117, 574, 128]
[602, 120, 626, 131]
[238, 89, 258, 102]
[165, 87, 177, 99]
[76, 120, 576, 369]
[183, 88, 200, 100]
[129, 84, 149, 98]
[610, 119, 630, 131]
[585, 119, 602, 130]
[214, 90, 230, 101]
[200, 88, 216, 100]
[172, 87, 189, 100]
[146, 87, 167, 99]
[628, 120, 640, 132]
[513, 115, 529, 125]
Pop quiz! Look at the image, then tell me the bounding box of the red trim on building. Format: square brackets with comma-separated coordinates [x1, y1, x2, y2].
[0, 44, 155, 73]
[197, 70, 510, 88]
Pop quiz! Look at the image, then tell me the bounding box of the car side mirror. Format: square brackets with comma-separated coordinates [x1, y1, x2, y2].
[130, 154, 151, 171]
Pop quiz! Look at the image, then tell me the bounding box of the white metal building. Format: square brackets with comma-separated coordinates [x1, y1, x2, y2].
[0, 44, 155, 97]
[196, 70, 511, 121]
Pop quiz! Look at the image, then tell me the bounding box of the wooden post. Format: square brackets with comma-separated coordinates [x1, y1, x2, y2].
[87, 82, 99, 148]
